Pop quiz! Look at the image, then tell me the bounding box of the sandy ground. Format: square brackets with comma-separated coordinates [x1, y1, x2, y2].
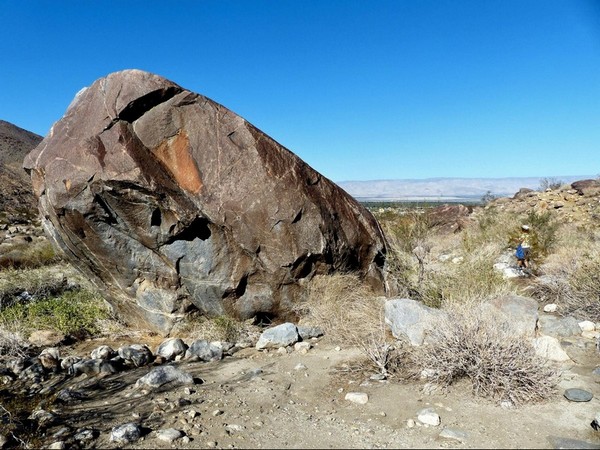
[30, 333, 600, 450]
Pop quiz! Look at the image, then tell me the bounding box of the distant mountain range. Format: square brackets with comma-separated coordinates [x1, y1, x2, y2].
[337, 176, 595, 202]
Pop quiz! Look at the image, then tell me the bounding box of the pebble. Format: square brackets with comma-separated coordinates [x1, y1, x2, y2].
[439, 427, 469, 442]
[544, 304, 558, 313]
[564, 388, 593, 402]
[212, 409, 224, 416]
[417, 408, 441, 426]
[294, 342, 311, 353]
[406, 419, 416, 428]
[345, 392, 369, 405]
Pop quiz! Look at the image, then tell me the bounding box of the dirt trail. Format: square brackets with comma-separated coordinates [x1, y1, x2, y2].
[31, 335, 600, 449]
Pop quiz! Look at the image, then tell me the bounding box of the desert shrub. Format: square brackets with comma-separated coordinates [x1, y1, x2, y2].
[420, 248, 516, 308]
[0, 322, 29, 357]
[379, 211, 433, 299]
[539, 177, 563, 191]
[506, 211, 559, 269]
[295, 273, 396, 374]
[480, 190, 496, 205]
[532, 242, 600, 320]
[0, 289, 110, 337]
[401, 306, 558, 405]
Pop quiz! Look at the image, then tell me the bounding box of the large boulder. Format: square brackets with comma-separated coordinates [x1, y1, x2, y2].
[23, 70, 389, 334]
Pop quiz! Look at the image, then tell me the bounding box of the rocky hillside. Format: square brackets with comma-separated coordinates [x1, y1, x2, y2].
[486, 179, 600, 229]
[0, 121, 43, 219]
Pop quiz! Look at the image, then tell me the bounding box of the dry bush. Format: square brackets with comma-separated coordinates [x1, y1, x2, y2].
[530, 227, 600, 320]
[178, 314, 258, 344]
[379, 207, 517, 308]
[0, 320, 29, 357]
[401, 306, 558, 405]
[296, 273, 396, 374]
[425, 243, 517, 307]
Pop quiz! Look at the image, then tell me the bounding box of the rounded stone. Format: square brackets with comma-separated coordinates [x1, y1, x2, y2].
[564, 388, 593, 402]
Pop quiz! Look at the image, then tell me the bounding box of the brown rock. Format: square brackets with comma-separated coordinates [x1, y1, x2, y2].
[28, 330, 65, 347]
[24, 70, 389, 334]
[426, 204, 471, 233]
[571, 179, 600, 196]
[512, 187, 534, 199]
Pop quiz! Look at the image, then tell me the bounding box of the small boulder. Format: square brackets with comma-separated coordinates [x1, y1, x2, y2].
[185, 340, 223, 361]
[156, 428, 184, 443]
[135, 365, 194, 389]
[297, 326, 324, 340]
[564, 388, 593, 402]
[483, 294, 538, 337]
[72, 359, 120, 376]
[538, 315, 582, 338]
[533, 336, 572, 362]
[90, 345, 116, 360]
[255, 323, 299, 350]
[384, 298, 446, 346]
[156, 338, 188, 361]
[118, 344, 153, 367]
[110, 423, 142, 445]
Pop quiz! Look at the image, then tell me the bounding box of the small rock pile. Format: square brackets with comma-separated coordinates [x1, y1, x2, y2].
[0, 322, 324, 448]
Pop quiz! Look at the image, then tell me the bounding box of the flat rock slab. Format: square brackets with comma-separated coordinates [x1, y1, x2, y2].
[563, 388, 593, 402]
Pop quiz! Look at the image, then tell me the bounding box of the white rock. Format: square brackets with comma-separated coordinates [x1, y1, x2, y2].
[543, 304, 558, 313]
[48, 442, 65, 450]
[439, 427, 469, 442]
[533, 336, 572, 362]
[580, 321, 596, 332]
[406, 419, 416, 428]
[294, 342, 311, 353]
[417, 408, 440, 426]
[582, 330, 600, 340]
[294, 363, 308, 371]
[345, 392, 369, 405]
[156, 428, 184, 443]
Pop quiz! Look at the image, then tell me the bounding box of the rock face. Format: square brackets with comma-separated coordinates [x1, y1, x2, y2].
[23, 70, 388, 334]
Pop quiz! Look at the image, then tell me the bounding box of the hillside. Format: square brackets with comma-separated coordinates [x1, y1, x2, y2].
[0, 121, 43, 218]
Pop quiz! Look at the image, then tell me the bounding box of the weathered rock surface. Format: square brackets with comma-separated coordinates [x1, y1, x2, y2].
[384, 298, 446, 346]
[23, 70, 389, 334]
[255, 322, 299, 350]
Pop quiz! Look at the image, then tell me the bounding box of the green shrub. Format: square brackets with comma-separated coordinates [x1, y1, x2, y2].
[0, 289, 110, 337]
[507, 211, 559, 269]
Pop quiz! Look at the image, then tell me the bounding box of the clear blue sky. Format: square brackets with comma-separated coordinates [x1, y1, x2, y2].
[1, 0, 599, 182]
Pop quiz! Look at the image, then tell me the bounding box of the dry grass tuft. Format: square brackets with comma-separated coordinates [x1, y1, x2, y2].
[295, 273, 397, 374]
